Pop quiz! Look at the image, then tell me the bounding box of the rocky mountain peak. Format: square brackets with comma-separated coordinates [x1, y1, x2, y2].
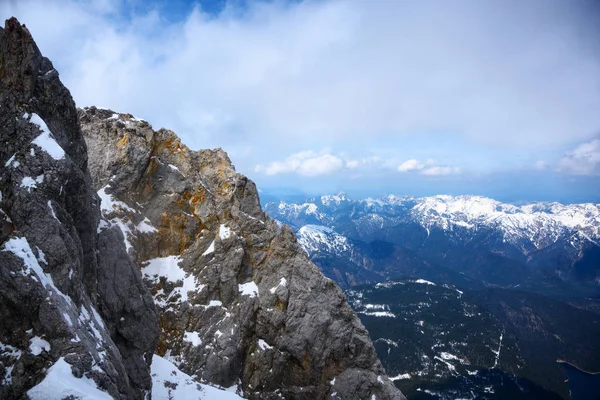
[0, 18, 158, 399]
[0, 17, 88, 171]
[80, 106, 405, 399]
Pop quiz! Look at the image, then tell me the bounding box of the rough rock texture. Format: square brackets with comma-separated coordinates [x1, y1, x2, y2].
[0, 18, 158, 399]
[80, 106, 406, 400]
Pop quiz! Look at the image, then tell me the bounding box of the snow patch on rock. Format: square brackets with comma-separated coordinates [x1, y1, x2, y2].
[151, 354, 244, 400]
[27, 357, 111, 400]
[238, 281, 259, 298]
[30, 113, 65, 160]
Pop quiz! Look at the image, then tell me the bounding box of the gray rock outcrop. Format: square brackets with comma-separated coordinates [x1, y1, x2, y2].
[0, 17, 158, 399]
[80, 106, 406, 400]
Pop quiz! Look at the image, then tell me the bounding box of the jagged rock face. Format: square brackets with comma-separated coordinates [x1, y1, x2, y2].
[0, 18, 158, 399]
[80, 106, 406, 400]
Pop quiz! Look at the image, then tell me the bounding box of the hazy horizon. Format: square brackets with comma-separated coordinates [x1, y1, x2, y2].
[258, 182, 600, 205]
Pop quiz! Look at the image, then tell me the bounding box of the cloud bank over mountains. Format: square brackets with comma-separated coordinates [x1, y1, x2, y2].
[2, 0, 599, 198]
[558, 138, 600, 176]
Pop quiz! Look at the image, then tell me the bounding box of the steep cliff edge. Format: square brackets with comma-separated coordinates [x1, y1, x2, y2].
[0, 18, 158, 399]
[80, 106, 406, 400]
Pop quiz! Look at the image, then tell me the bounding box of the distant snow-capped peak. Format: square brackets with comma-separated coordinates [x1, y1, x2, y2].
[320, 192, 351, 206]
[268, 194, 600, 251]
[410, 195, 600, 246]
[297, 224, 351, 256]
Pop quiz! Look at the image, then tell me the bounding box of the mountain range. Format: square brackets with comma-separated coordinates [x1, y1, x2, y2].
[265, 193, 600, 295]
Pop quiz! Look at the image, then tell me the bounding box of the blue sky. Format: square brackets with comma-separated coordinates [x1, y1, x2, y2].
[2, 0, 600, 202]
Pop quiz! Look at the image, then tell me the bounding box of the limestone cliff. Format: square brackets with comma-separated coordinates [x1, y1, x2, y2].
[0, 18, 158, 399]
[80, 106, 405, 400]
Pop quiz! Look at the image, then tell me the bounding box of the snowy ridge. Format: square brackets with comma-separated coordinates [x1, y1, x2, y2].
[269, 194, 600, 253]
[27, 358, 111, 400]
[410, 195, 600, 248]
[297, 224, 352, 256]
[320, 192, 350, 206]
[275, 201, 327, 225]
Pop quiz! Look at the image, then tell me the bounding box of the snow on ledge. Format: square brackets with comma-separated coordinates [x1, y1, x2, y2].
[183, 331, 202, 347]
[202, 240, 215, 256]
[2, 236, 72, 305]
[219, 224, 232, 239]
[151, 354, 244, 399]
[142, 256, 204, 303]
[29, 336, 50, 356]
[257, 339, 273, 351]
[238, 281, 259, 298]
[27, 357, 111, 400]
[30, 113, 65, 160]
[20, 175, 44, 192]
[97, 186, 135, 213]
[269, 277, 287, 294]
[136, 217, 157, 233]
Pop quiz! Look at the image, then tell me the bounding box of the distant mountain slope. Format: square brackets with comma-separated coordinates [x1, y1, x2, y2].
[470, 288, 600, 398]
[348, 280, 600, 399]
[265, 193, 600, 293]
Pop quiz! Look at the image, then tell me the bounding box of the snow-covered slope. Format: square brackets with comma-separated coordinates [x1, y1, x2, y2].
[297, 225, 352, 256]
[410, 195, 600, 249]
[25, 355, 245, 400]
[268, 194, 600, 254]
[26, 358, 113, 400]
[151, 355, 244, 400]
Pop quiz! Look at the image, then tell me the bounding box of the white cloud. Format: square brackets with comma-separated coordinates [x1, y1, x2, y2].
[557, 138, 600, 175]
[2, 0, 599, 181]
[397, 159, 460, 175]
[254, 151, 395, 176]
[297, 153, 344, 176]
[255, 150, 344, 176]
[348, 156, 386, 169]
[421, 166, 461, 176]
[345, 160, 359, 169]
[398, 159, 425, 172]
